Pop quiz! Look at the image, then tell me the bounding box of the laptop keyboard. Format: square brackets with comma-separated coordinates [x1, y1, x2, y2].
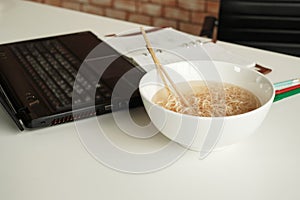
[10, 39, 112, 110]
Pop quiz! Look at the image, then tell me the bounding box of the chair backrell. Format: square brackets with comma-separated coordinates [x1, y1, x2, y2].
[200, 0, 300, 57]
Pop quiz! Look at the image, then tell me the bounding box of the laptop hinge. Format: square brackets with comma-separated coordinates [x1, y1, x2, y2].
[0, 84, 24, 131]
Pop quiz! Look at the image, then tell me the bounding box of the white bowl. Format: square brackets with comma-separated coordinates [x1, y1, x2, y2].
[139, 61, 275, 152]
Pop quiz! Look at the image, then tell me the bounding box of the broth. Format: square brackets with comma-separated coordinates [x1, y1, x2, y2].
[152, 81, 261, 117]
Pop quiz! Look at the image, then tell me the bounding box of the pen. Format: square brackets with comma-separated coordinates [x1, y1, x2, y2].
[275, 83, 300, 95]
[274, 78, 300, 90]
[273, 87, 300, 102]
[105, 27, 165, 37]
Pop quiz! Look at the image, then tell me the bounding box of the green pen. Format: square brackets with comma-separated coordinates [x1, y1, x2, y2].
[273, 87, 300, 102]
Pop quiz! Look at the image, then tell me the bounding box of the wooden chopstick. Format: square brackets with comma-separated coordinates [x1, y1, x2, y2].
[140, 27, 195, 111]
[140, 27, 170, 93]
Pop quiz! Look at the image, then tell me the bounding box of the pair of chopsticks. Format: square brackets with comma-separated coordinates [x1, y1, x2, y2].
[140, 27, 196, 112]
[274, 78, 300, 102]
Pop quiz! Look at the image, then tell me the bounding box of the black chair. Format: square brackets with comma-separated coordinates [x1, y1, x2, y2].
[200, 0, 300, 57]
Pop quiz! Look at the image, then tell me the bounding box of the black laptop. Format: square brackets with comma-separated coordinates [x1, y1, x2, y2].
[0, 31, 146, 131]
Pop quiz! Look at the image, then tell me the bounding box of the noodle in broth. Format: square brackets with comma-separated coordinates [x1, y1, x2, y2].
[152, 81, 261, 117]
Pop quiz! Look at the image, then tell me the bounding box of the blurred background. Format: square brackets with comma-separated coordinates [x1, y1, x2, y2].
[26, 0, 220, 35]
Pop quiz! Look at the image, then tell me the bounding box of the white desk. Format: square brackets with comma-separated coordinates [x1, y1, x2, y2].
[1, 1, 300, 200]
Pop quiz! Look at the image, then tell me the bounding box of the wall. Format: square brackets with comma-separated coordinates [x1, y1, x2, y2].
[27, 0, 220, 35]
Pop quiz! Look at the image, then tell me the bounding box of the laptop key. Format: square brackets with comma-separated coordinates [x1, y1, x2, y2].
[10, 38, 114, 111]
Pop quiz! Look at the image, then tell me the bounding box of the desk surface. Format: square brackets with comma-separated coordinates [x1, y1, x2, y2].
[1, 1, 300, 200]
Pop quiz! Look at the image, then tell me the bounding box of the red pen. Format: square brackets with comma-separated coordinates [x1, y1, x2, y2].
[275, 83, 300, 95]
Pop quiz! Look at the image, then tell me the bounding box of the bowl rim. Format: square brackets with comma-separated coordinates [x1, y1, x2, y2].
[139, 60, 275, 119]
